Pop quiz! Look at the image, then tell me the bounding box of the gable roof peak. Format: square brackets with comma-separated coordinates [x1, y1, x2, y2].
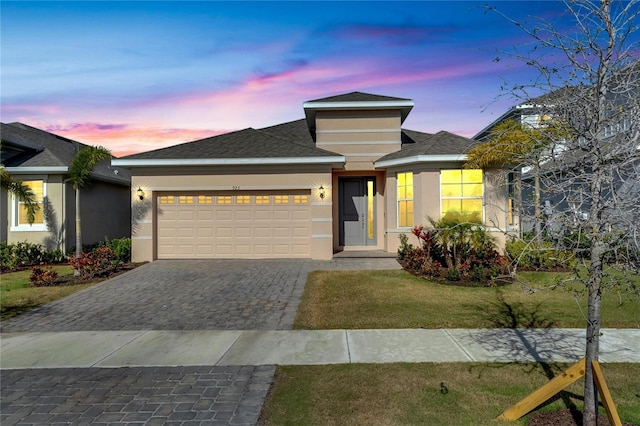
[303, 91, 415, 132]
[305, 91, 413, 104]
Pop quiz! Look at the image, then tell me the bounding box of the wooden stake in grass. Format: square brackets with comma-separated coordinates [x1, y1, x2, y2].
[497, 358, 621, 425]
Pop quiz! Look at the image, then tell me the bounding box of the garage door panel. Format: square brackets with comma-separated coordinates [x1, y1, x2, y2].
[196, 245, 214, 255]
[254, 244, 271, 255]
[293, 244, 310, 255]
[157, 192, 311, 259]
[198, 227, 214, 237]
[273, 227, 290, 238]
[254, 210, 270, 220]
[197, 210, 213, 220]
[254, 227, 271, 238]
[216, 228, 233, 238]
[177, 210, 195, 220]
[273, 244, 291, 254]
[215, 245, 233, 255]
[235, 228, 252, 238]
[216, 210, 233, 220]
[292, 227, 309, 237]
[273, 210, 290, 220]
[234, 210, 253, 221]
[235, 245, 252, 255]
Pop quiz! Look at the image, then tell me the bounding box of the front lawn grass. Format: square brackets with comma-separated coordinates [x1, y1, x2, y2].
[1, 265, 93, 321]
[259, 362, 640, 426]
[294, 270, 640, 329]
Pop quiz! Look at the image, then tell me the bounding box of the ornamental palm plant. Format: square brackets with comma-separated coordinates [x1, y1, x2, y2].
[68, 145, 112, 273]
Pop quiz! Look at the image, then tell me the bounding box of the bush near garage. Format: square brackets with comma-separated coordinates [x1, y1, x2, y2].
[70, 237, 131, 264]
[70, 247, 120, 279]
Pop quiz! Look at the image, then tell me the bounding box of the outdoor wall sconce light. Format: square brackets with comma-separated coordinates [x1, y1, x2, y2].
[319, 185, 326, 200]
[136, 187, 145, 201]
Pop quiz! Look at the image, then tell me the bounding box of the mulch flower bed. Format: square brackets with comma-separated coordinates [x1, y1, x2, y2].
[527, 409, 633, 426]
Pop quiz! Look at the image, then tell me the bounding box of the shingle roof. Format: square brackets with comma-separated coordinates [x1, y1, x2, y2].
[258, 119, 316, 145]
[1, 122, 130, 183]
[377, 130, 478, 162]
[122, 125, 339, 160]
[306, 92, 412, 103]
[2, 122, 77, 167]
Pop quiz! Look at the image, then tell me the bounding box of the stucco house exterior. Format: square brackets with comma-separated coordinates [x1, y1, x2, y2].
[114, 92, 515, 262]
[1, 122, 131, 251]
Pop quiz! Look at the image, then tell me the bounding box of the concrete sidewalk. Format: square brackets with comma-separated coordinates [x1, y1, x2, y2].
[2, 328, 639, 369]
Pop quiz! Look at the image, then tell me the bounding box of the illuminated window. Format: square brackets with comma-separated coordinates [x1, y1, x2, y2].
[217, 195, 232, 204]
[440, 169, 483, 221]
[198, 195, 213, 204]
[158, 196, 174, 204]
[179, 196, 195, 204]
[255, 195, 270, 204]
[367, 180, 375, 239]
[236, 195, 251, 204]
[15, 180, 45, 227]
[397, 172, 413, 227]
[293, 195, 308, 204]
[274, 195, 289, 204]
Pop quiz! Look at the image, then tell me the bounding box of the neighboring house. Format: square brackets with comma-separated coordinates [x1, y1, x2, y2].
[472, 76, 639, 237]
[1, 122, 131, 251]
[113, 92, 515, 262]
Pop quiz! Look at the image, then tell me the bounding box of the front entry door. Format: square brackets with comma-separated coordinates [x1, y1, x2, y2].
[339, 177, 376, 246]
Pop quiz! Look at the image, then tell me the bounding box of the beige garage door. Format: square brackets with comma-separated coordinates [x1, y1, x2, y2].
[156, 192, 311, 259]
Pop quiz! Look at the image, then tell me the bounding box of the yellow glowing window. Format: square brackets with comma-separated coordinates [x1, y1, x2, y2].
[255, 195, 270, 204]
[274, 195, 289, 204]
[198, 195, 213, 204]
[397, 172, 413, 227]
[178, 196, 195, 204]
[158, 196, 174, 204]
[217, 195, 232, 204]
[440, 169, 483, 221]
[293, 195, 308, 204]
[17, 180, 45, 225]
[367, 180, 375, 240]
[236, 195, 251, 204]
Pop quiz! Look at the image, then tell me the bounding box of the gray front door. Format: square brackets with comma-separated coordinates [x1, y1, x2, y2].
[339, 177, 376, 246]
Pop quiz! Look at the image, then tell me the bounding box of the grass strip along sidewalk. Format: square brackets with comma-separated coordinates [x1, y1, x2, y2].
[260, 363, 640, 425]
[261, 269, 640, 425]
[295, 270, 639, 330]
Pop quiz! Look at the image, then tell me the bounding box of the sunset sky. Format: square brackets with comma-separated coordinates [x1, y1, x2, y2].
[2, 1, 583, 157]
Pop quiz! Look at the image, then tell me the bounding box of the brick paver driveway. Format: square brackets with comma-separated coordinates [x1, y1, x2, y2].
[1, 259, 313, 333]
[1, 259, 311, 425]
[1, 257, 400, 425]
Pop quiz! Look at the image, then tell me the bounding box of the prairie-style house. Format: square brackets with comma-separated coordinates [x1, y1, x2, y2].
[113, 92, 516, 262]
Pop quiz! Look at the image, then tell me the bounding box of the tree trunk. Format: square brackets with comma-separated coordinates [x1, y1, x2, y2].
[74, 187, 81, 277]
[534, 165, 542, 248]
[583, 241, 604, 426]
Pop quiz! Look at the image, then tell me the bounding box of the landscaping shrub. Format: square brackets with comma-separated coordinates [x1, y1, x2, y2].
[70, 247, 119, 279]
[505, 237, 574, 270]
[73, 237, 131, 264]
[0, 242, 66, 270]
[398, 213, 510, 286]
[29, 266, 60, 287]
[397, 233, 413, 260]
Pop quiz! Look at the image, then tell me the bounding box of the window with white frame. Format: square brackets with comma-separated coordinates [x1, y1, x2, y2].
[13, 179, 46, 230]
[440, 169, 484, 221]
[397, 171, 413, 227]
